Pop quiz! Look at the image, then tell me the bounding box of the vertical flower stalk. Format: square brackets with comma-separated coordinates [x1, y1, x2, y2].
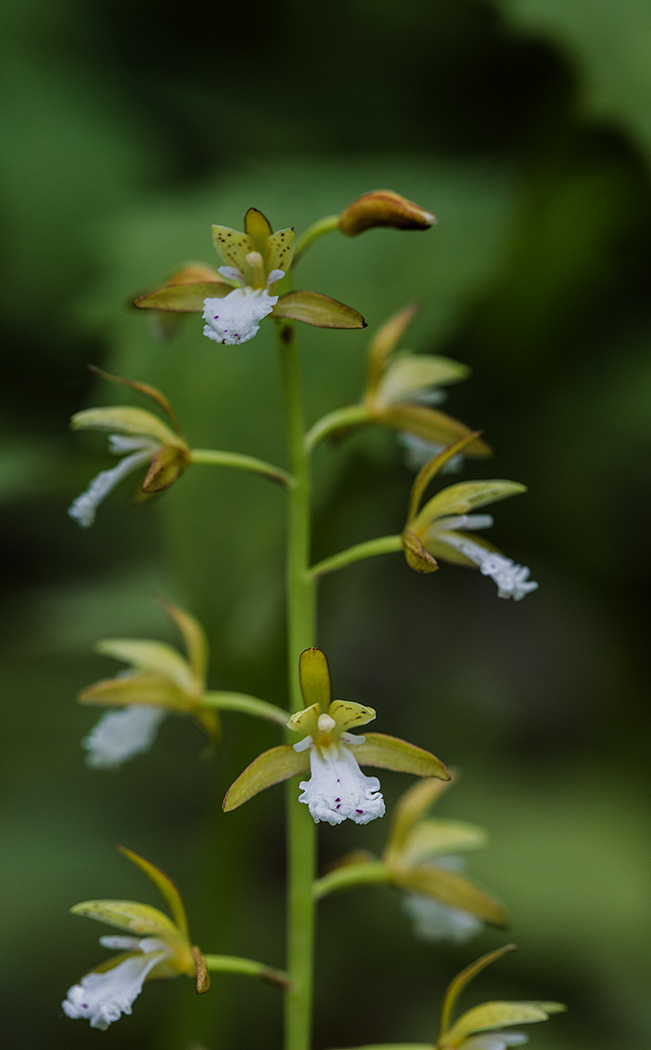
[276, 319, 318, 1050]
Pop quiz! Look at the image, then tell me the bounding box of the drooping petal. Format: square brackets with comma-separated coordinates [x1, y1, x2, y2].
[202, 287, 278, 345]
[68, 446, 157, 528]
[62, 943, 168, 1030]
[82, 705, 167, 768]
[223, 745, 310, 812]
[462, 1034, 529, 1049]
[297, 744, 385, 826]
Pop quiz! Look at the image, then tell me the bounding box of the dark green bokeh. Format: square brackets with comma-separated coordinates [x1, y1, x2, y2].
[2, 1, 650, 1048]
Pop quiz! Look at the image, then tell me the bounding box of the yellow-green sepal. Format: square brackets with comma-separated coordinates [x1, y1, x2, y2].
[287, 703, 321, 739]
[117, 845, 190, 943]
[94, 639, 198, 695]
[443, 1001, 566, 1047]
[379, 356, 469, 406]
[402, 529, 438, 573]
[70, 899, 182, 942]
[395, 865, 507, 926]
[406, 433, 485, 524]
[192, 946, 211, 993]
[70, 406, 181, 448]
[78, 671, 188, 710]
[299, 647, 332, 713]
[354, 732, 450, 779]
[134, 263, 230, 313]
[223, 745, 309, 812]
[381, 404, 489, 455]
[273, 291, 367, 329]
[414, 480, 527, 533]
[400, 819, 488, 866]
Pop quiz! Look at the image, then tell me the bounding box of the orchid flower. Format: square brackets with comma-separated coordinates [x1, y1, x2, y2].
[223, 648, 449, 825]
[402, 435, 538, 600]
[79, 600, 218, 768]
[62, 847, 207, 1030]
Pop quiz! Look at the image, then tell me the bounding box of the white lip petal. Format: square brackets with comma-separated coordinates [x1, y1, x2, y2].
[68, 447, 154, 528]
[202, 287, 278, 346]
[436, 533, 538, 601]
[62, 948, 167, 1030]
[297, 744, 385, 826]
[82, 705, 168, 768]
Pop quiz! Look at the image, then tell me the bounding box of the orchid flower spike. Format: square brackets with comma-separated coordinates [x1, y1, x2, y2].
[68, 369, 189, 528]
[62, 847, 208, 1031]
[383, 777, 506, 940]
[402, 434, 538, 600]
[133, 208, 366, 341]
[435, 945, 565, 1049]
[79, 599, 218, 769]
[223, 648, 449, 825]
[364, 305, 490, 463]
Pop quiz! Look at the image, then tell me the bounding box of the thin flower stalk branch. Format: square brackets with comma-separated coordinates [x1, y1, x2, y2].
[203, 954, 291, 988]
[276, 319, 318, 1050]
[201, 692, 290, 726]
[292, 215, 340, 265]
[189, 448, 293, 486]
[309, 535, 404, 580]
[304, 403, 371, 452]
[314, 860, 391, 900]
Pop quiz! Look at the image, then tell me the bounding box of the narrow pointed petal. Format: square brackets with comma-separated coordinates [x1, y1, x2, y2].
[395, 865, 507, 926]
[117, 847, 190, 944]
[135, 280, 232, 312]
[87, 367, 184, 435]
[366, 303, 420, 394]
[223, 745, 309, 812]
[385, 777, 452, 859]
[407, 433, 487, 524]
[299, 648, 333, 713]
[439, 945, 517, 1040]
[158, 599, 208, 685]
[382, 405, 489, 457]
[402, 819, 488, 865]
[354, 732, 450, 779]
[273, 291, 366, 329]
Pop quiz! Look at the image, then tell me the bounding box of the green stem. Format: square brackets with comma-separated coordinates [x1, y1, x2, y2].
[276, 320, 317, 1050]
[189, 448, 293, 487]
[203, 954, 291, 989]
[201, 691, 290, 726]
[293, 214, 340, 265]
[310, 535, 403, 580]
[305, 403, 371, 452]
[314, 860, 390, 900]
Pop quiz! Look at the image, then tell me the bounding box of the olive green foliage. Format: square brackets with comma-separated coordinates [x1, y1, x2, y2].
[1, 1, 650, 1049]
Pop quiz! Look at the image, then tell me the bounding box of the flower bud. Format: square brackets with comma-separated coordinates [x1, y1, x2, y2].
[338, 190, 436, 236]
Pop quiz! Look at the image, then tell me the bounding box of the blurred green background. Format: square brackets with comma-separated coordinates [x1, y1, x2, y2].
[2, 0, 650, 1047]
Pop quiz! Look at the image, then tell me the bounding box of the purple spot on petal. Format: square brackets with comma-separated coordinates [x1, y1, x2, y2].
[356, 809, 364, 814]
